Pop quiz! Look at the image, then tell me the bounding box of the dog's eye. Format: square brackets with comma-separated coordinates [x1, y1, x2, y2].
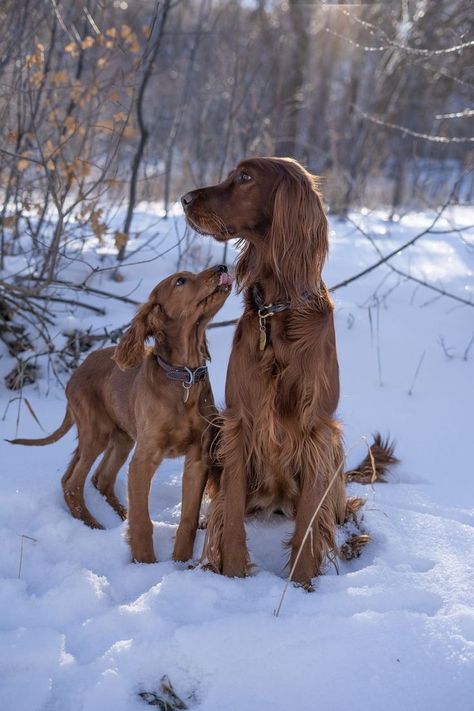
[239, 171, 252, 183]
[175, 277, 187, 286]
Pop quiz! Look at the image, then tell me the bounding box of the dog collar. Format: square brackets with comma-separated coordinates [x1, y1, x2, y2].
[251, 284, 290, 351]
[251, 284, 290, 317]
[156, 354, 208, 402]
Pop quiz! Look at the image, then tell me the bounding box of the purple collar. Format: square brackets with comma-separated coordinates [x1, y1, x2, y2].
[156, 354, 208, 387]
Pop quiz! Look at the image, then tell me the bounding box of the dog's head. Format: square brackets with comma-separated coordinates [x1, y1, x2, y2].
[181, 157, 328, 300]
[113, 265, 232, 370]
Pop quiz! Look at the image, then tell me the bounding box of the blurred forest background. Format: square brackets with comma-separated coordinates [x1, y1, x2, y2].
[0, 0, 472, 385]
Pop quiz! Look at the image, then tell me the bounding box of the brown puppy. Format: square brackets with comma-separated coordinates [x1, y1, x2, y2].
[9, 266, 233, 564]
[182, 157, 397, 588]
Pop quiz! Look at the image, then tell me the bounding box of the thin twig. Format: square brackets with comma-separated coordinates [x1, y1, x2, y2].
[1, 282, 106, 314]
[463, 333, 474, 361]
[408, 351, 426, 396]
[274, 438, 376, 617]
[20, 276, 140, 306]
[17, 534, 38, 578]
[274, 455, 347, 617]
[331, 10, 474, 56]
[343, 215, 474, 308]
[353, 105, 474, 144]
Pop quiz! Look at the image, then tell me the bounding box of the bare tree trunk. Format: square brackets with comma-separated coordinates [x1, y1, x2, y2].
[118, 0, 171, 260]
[274, 0, 309, 157]
[163, 0, 206, 216]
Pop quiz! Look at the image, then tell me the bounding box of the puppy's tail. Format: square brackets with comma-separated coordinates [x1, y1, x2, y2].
[6, 408, 73, 446]
[345, 433, 399, 484]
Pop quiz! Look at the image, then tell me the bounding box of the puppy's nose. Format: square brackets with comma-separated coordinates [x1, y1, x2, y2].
[181, 192, 195, 208]
[215, 264, 228, 273]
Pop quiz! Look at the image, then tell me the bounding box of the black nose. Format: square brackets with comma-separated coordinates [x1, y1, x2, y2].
[215, 264, 228, 273]
[181, 192, 194, 208]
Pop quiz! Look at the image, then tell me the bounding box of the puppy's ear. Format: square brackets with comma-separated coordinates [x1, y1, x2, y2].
[113, 302, 155, 370]
[270, 169, 328, 300]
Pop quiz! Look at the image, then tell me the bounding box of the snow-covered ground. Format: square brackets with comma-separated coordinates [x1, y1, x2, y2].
[0, 205, 473, 711]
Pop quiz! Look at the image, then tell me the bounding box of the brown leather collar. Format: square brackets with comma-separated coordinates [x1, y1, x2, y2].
[156, 354, 208, 386]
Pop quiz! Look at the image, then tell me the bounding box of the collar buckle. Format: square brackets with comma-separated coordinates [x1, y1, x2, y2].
[183, 366, 195, 387]
[156, 355, 208, 401]
[258, 305, 275, 319]
[252, 284, 291, 352]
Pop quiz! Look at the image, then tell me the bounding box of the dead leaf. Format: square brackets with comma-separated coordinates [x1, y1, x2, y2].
[17, 159, 30, 171]
[114, 230, 128, 250]
[81, 36, 95, 50]
[52, 70, 68, 86]
[65, 42, 79, 55]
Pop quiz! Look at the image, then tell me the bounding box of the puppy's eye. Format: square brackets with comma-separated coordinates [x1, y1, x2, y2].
[239, 171, 252, 183]
[175, 277, 187, 286]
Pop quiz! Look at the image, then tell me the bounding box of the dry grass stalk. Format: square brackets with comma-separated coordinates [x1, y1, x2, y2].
[274, 450, 351, 617]
[17, 534, 38, 579]
[274, 436, 384, 616]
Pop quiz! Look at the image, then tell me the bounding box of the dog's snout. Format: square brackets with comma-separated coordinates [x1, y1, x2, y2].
[181, 192, 195, 208]
[215, 264, 228, 273]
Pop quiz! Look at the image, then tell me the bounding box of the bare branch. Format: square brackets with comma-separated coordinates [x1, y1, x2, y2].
[353, 105, 474, 144]
[331, 9, 474, 56]
[344, 215, 473, 308]
[435, 108, 474, 120]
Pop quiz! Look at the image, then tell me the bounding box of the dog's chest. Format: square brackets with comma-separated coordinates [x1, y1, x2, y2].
[161, 415, 203, 457]
[162, 397, 213, 457]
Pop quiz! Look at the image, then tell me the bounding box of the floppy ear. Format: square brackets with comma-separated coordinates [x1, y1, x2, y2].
[269, 169, 328, 301]
[235, 240, 257, 291]
[113, 302, 154, 370]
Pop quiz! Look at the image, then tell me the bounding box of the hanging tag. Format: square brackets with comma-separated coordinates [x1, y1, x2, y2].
[259, 324, 267, 351]
[183, 384, 191, 403]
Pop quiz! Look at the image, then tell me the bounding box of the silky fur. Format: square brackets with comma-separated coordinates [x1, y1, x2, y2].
[184, 157, 396, 587]
[9, 267, 230, 565]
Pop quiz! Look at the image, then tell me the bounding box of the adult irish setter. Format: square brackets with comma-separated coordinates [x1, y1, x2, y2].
[9, 266, 232, 564]
[182, 157, 396, 589]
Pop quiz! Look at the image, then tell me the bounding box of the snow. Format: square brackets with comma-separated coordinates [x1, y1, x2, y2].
[0, 206, 473, 711]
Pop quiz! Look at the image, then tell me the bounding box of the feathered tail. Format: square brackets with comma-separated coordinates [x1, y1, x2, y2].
[7, 408, 73, 446]
[345, 433, 399, 484]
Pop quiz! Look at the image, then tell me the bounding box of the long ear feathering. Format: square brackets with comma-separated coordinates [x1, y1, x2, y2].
[235, 239, 260, 291]
[113, 302, 154, 370]
[269, 165, 328, 301]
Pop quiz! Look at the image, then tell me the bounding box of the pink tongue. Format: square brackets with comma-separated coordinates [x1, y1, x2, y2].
[219, 272, 233, 286]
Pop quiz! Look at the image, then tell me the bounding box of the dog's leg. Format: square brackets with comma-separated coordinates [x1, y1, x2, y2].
[61, 449, 80, 488]
[173, 444, 207, 562]
[92, 430, 133, 520]
[62, 439, 108, 529]
[290, 473, 331, 590]
[206, 416, 249, 577]
[221, 469, 248, 577]
[127, 447, 162, 563]
[290, 434, 344, 589]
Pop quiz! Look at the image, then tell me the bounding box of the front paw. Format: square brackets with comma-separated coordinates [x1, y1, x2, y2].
[222, 548, 248, 578]
[173, 526, 196, 562]
[130, 544, 156, 564]
[172, 542, 194, 563]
